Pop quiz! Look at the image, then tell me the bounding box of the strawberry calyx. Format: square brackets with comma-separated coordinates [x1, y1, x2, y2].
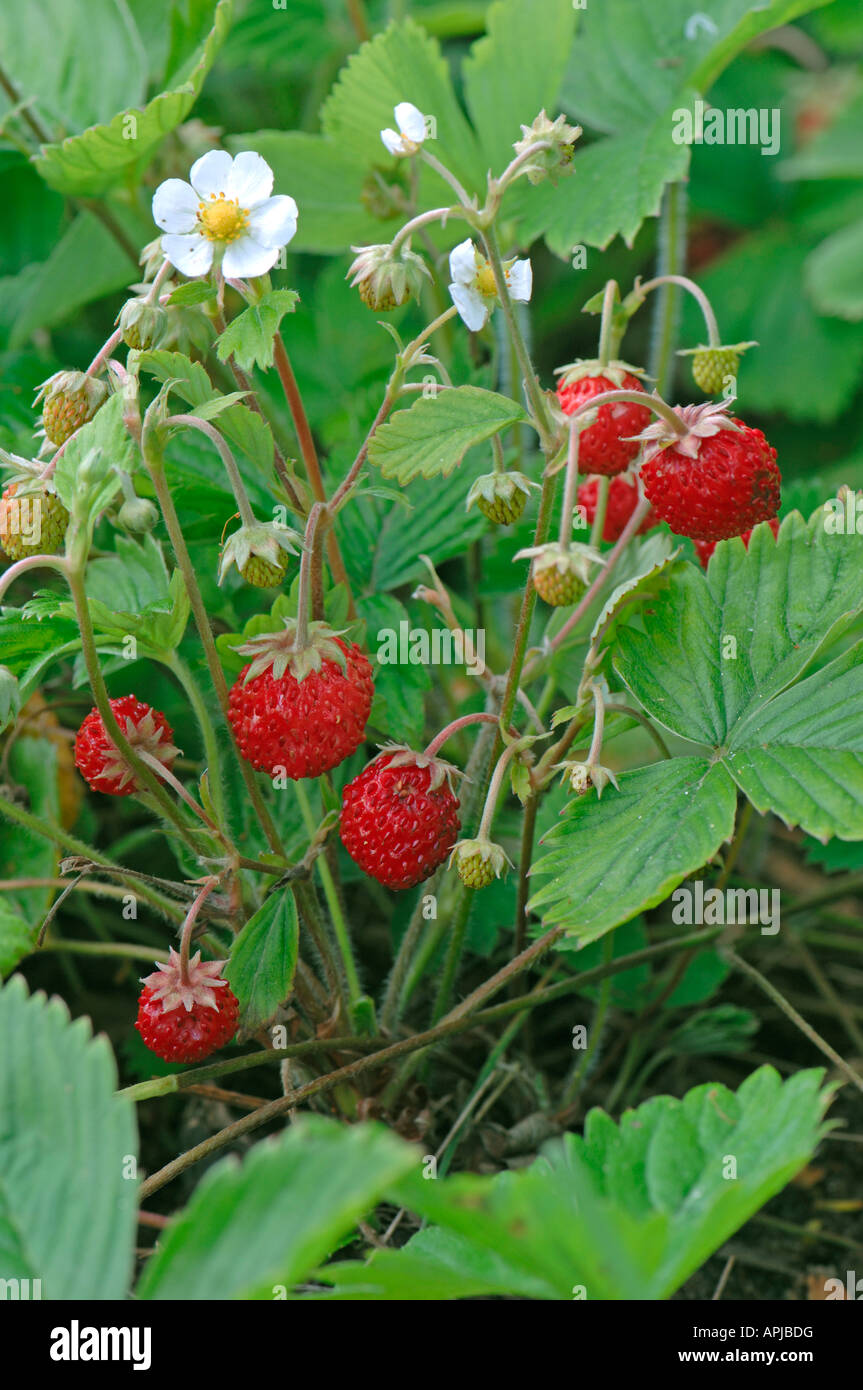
[233, 617, 353, 684]
[97, 705, 179, 791]
[633, 399, 743, 462]
[553, 358, 647, 392]
[140, 946, 230, 1015]
[371, 742, 464, 795]
[514, 539, 605, 583]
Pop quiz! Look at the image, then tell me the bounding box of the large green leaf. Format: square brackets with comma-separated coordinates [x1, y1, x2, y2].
[368, 386, 528, 484]
[10, 209, 143, 345]
[319, 1068, 827, 1301]
[605, 512, 863, 844]
[462, 0, 576, 175]
[320, 19, 485, 196]
[528, 757, 737, 940]
[518, 106, 691, 254]
[523, 0, 830, 253]
[137, 1117, 417, 1300]
[225, 888, 299, 1033]
[226, 132, 395, 254]
[0, 737, 61, 924]
[0, 0, 148, 131]
[0, 975, 138, 1298]
[559, 0, 831, 134]
[33, 0, 233, 196]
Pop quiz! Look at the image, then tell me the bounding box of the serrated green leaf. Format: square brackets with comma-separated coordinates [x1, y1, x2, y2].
[519, 105, 691, 254]
[368, 386, 528, 484]
[613, 510, 863, 840]
[528, 757, 737, 939]
[225, 889, 299, 1032]
[320, 18, 484, 197]
[32, 0, 233, 196]
[462, 0, 576, 175]
[0, 974, 138, 1298]
[167, 281, 219, 306]
[226, 131, 395, 255]
[216, 290, 299, 374]
[139, 348, 276, 473]
[137, 1117, 418, 1300]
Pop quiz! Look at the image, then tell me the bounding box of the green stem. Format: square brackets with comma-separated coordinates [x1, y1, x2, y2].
[294, 782, 362, 1008]
[483, 227, 554, 448]
[561, 933, 614, 1106]
[0, 792, 183, 922]
[142, 433, 286, 858]
[165, 653, 227, 826]
[647, 181, 688, 398]
[167, 414, 255, 526]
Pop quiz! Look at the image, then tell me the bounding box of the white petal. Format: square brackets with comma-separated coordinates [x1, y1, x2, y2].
[152, 179, 198, 234]
[222, 236, 280, 279]
[449, 238, 478, 287]
[381, 127, 406, 156]
[395, 102, 427, 143]
[189, 149, 234, 199]
[449, 283, 489, 332]
[248, 195, 298, 249]
[161, 233, 213, 277]
[225, 150, 274, 207]
[506, 259, 533, 303]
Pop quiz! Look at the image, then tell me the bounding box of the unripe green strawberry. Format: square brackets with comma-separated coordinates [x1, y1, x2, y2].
[692, 347, 738, 395]
[118, 299, 168, 351]
[479, 490, 526, 525]
[533, 566, 584, 607]
[358, 279, 398, 311]
[450, 837, 510, 889]
[679, 340, 756, 397]
[37, 370, 107, 446]
[466, 470, 536, 527]
[516, 540, 604, 610]
[0, 483, 68, 560]
[456, 851, 496, 889]
[240, 553, 286, 589]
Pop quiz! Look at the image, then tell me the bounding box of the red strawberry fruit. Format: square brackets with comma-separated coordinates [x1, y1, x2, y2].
[136, 948, 239, 1063]
[228, 619, 373, 779]
[693, 516, 780, 567]
[577, 475, 655, 542]
[555, 361, 651, 476]
[340, 748, 461, 890]
[638, 401, 780, 542]
[74, 696, 178, 796]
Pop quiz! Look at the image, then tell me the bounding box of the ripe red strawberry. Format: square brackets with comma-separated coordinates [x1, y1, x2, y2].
[638, 402, 780, 542]
[693, 516, 780, 567]
[577, 476, 655, 543]
[74, 696, 178, 796]
[136, 948, 238, 1063]
[228, 621, 373, 779]
[556, 363, 651, 476]
[340, 749, 461, 890]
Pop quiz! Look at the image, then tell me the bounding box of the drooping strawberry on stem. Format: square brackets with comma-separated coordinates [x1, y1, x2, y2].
[637, 400, 780, 542]
[74, 695, 179, 796]
[340, 746, 462, 891]
[228, 503, 374, 779]
[136, 878, 238, 1063]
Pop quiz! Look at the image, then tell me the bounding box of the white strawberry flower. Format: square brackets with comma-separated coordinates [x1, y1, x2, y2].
[448, 238, 532, 331]
[381, 102, 428, 157]
[152, 150, 298, 279]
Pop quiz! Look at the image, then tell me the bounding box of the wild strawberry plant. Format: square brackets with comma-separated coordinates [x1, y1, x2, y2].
[0, 0, 862, 1305]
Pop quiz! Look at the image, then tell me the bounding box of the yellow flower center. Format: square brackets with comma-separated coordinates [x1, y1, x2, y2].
[475, 262, 498, 297]
[197, 194, 249, 243]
